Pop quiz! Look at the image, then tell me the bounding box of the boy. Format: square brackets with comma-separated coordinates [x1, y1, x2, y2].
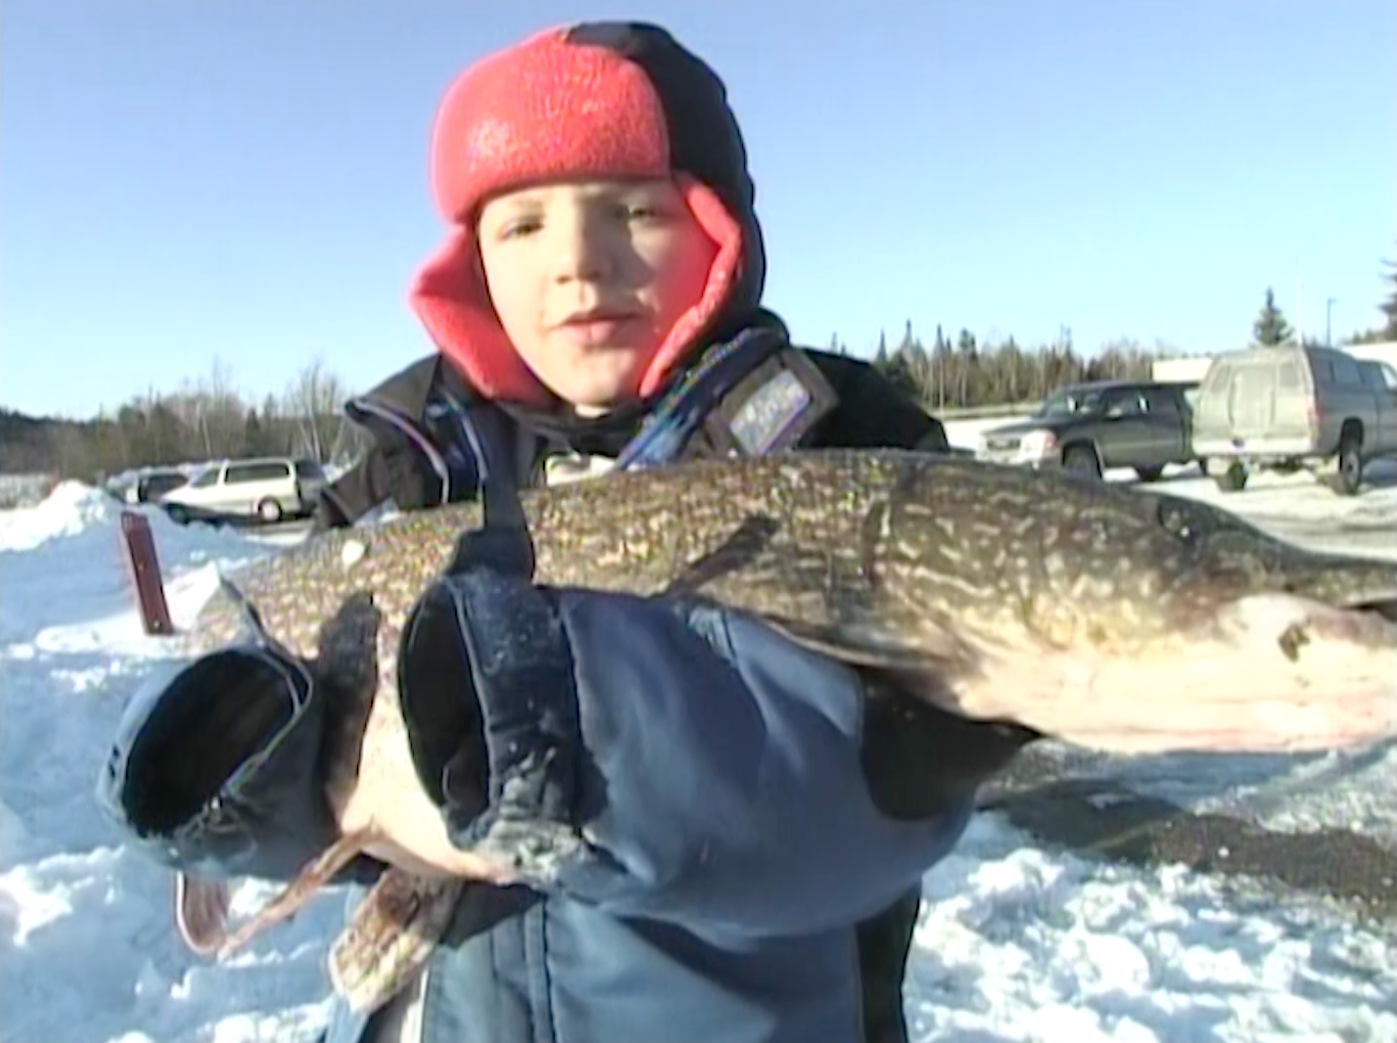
[102, 21, 1039, 1043]
[309, 25, 994, 1042]
[313, 20, 976, 1043]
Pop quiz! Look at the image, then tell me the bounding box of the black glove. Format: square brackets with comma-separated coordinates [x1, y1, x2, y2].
[859, 671, 1041, 819]
[312, 443, 445, 532]
[377, 440, 446, 512]
[96, 587, 377, 883]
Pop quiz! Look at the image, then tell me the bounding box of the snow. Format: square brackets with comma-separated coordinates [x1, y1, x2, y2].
[909, 826, 1396, 1043]
[0, 474, 58, 511]
[0, 488, 342, 1043]
[1, 437, 1394, 1043]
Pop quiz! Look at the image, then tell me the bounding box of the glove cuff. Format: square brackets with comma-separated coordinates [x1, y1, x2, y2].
[96, 642, 337, 881]
[399, 569, 594, 884]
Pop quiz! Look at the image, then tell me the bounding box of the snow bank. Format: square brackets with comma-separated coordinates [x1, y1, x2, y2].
[0, 473, 59, 511]
[0, 480, 265, 560]
[0, 481, 117, 552]
[0, 484, 339, 1043]
[0, 482, 267, 649]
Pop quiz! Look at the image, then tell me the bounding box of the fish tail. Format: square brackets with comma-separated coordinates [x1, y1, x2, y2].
[328, 872, 465, 1015]
[173, 873, 232, 954]
[216, 827, 376, 956]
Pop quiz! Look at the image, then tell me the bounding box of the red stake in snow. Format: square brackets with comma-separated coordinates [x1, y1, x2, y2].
[117, 508, 233, 952]
[119, 510, 174, 637]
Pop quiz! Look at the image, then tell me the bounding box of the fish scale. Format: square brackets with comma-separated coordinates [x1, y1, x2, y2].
[166, 448, 1397, 1015]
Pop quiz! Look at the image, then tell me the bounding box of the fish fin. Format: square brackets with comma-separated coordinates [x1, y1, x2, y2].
[173, 872, 232, 955]
[312, 591, 383, 694]
[213, 571, 316, 669]
[775, 626, 925, 670]
[313, 594, 385, 805]
[216, 828, 377, 957]
[328, 872, 465, 1015]
[662, 514, 782, 597]
[760, 613, 971, 674]
[760, 616, 997, 725]
[215, 574, 273, 643]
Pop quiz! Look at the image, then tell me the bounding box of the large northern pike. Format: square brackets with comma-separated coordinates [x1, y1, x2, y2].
[146, 449, 1397, 1013]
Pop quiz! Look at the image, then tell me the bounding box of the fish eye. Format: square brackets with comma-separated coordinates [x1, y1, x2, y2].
[1156, 500, 1199, 543]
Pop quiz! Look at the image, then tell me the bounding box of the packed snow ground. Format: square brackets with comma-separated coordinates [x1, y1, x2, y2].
[1, 426, 1394, 1043]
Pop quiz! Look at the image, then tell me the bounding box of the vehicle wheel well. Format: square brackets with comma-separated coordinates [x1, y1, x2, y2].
[1339, 418, 1364, 447]
[1060, 439, 1099, 463]
[1060, 441, 1103, 479]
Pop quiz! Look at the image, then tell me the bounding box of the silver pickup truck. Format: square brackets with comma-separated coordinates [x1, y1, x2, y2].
[1191, 344, 1397, 495]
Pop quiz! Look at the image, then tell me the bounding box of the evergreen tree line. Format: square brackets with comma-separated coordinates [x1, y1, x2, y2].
[864, 249, 1397, 412]
[855, 323, 1163, 413]
[7, 249, 1395, 479]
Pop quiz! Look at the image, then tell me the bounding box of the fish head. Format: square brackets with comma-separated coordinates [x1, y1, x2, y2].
[1039, 491, 1397, 752]
[1143, 492, 1397, 633]
[882, 463, 1397, 754]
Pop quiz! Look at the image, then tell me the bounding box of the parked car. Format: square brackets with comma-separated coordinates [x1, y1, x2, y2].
[1191, 344, 1397, 495]
[975, 379, 1199, 481]
[159, 457, 327, 524]
[123, 468, 190, 505]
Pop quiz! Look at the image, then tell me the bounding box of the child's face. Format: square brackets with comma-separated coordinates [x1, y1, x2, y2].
[477, 178, 716, 414]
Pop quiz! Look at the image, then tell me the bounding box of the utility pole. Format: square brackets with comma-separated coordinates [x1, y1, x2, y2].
[1295, 254, 1303, 346]
[1326, 297, 1336, 347]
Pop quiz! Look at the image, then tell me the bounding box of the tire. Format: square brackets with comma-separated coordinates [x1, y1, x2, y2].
[165, 504, 189, 525]
[1213, 463, 1247, 493]
[256, 498, 284, 524]
[1062, 444, 1103, 480]
[1134, 465, 1165, 483]
[1331, 430, 1364, 497]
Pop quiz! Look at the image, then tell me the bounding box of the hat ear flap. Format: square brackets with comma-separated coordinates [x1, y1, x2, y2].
[409, 229, 545, 404]
[636, 175, 745, 398]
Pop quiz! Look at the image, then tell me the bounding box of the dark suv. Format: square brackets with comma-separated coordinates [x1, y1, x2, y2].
[975, 379, 1199, 481]
[124, 468, 189, 505]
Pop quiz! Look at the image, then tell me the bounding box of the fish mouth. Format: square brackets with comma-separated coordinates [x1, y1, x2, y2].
[1345, 595, 1397, 625]
[1213, 590, 1397, 659]
[1134, 591, 1397, 753]
[1265, 558, 1397, 625]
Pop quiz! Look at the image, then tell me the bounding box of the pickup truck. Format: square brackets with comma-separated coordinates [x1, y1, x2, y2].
[1191, 344, 1397, 495]
[975, 379, 1199, 482]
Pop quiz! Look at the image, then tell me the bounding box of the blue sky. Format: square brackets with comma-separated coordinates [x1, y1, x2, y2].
[3, 1, 1393, 419]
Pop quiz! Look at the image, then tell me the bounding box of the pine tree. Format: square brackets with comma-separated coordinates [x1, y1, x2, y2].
[1252, 287, 1294, 346]
[1379, 249, 1397, 338]
[873, 330, 889, 368]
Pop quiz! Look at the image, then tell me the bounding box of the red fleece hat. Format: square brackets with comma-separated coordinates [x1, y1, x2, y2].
[409, 25, 747, 407]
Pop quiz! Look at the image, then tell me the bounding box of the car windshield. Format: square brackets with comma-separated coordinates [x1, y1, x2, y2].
[187, 466, 219, 489]
[1035, 388, 1105, 417]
